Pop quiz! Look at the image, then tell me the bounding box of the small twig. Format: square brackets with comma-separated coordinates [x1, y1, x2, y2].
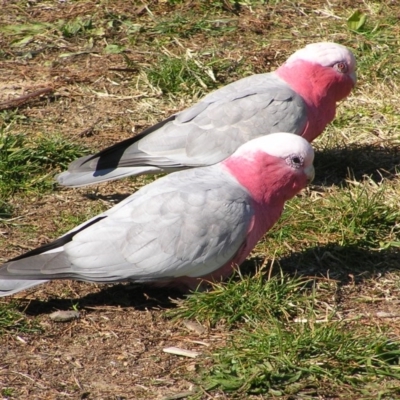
[109, 67, 139, 73]
[10, 371, 48, 389]
[8, 242, 34, 251]
[0, 87, 54, 111]
[163, 347, 200, 358]
[76, 118, 101, 138]
[161, 391, 197, 400]
[376, 311, 400, 318]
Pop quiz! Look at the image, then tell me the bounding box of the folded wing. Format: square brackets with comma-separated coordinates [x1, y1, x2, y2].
[57, 73, 307, 187]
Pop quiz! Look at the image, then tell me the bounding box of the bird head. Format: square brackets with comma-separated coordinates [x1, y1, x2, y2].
[283, 42, 357, 99]
[224, 132, 315, 203]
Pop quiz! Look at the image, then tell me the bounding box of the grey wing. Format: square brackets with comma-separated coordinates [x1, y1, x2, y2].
[3, 167, 254, 284]
[56, 73, 307, 187]
[121, 73, 308, 165]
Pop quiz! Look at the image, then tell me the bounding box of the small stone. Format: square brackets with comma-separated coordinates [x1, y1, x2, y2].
[182, 320, 206, 335]
[49, 310, 80, 322]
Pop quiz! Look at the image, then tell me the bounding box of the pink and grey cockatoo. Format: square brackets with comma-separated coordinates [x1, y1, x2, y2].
[0, 133, 314, 296]
[56, 42, 355, 187]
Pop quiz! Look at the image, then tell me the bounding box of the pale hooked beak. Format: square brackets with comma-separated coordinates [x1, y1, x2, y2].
[350, 71, 357, 86]
[305, 165, 315, 183]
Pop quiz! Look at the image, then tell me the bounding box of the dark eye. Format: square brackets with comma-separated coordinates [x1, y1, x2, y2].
[286, 154, 304, 169]
[292, 156, 301, 164]
[334, 61, 348, 73]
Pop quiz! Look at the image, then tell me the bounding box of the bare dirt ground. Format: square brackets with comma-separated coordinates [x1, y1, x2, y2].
[1, 282, 222, 400]
[0, 1, 399, 399]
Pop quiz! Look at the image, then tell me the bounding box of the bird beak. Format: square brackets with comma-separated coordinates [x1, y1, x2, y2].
[305, 165, 315, 183]
[350, 71, 357, 86]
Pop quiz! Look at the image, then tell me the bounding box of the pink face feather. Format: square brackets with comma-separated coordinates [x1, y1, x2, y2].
[276, 42, 357, 142]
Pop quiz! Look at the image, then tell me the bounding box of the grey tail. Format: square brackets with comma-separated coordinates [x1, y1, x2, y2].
[56, 165, 162, 187]
[0, 279, 49, 297]
[0, 217, 107, 297]
[56, 116, 176, 187]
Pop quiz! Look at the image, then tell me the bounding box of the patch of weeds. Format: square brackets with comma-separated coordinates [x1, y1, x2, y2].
[119, 20, 143, 36]
[0, 22, 54, 38]
[200, 0, 269, 12]
[0, 302, 41, 333]
[1, 387, 15, 398]
[347, 8, 397, 41]
[54, 206, 108, 236]
[153, 14, 235, 38]
[59, 17, 104, 38]
[0, 109, 29, 125]
[0, 21, 59, 53]
[347, 10, 370, 34]
[349, 16, 400, 80]
[0, 131, 89, 198]
[208, 319, 400, 396]
[145, 53, 229, 94]
[0, 17, 105, 52]
[102, 12, 143, 42]
[104, 43, 126, 54]
[0, 200, 13, 219]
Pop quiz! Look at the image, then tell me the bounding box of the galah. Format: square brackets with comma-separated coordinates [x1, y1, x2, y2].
[56, 42, 355, 187]
[0, 133, 314, 297]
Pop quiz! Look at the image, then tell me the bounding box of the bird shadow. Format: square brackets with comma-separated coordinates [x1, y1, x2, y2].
[84, 191, 132, 204]
[240, 242, 400, 287]
[21, 283, 184, 317]
[313, 142, 399, 186]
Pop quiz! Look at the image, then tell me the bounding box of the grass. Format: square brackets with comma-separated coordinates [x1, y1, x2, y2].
[143, 50, 237, 96]
[53, 206, 109, 237]
[145, 54, 216, 95]
[0, 129, 88, 208]
[0, 0, 399, 398]
[0, 301, 41, 334]
[269, 178, 400, 249]
[210, 320, 400, 397]
[1, 388, 15, 397]
[174, 272, 400, 397]
[172, 273, 311, 327]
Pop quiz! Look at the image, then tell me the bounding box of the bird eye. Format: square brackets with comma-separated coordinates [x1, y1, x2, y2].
[334, 61, 348, 73]
[286, 154, 303, 169]
[292, 156, 301, 164]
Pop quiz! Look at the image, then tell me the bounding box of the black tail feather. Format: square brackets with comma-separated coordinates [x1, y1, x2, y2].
[78, 115, 177, 171]
[10, 216, 107, 262]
